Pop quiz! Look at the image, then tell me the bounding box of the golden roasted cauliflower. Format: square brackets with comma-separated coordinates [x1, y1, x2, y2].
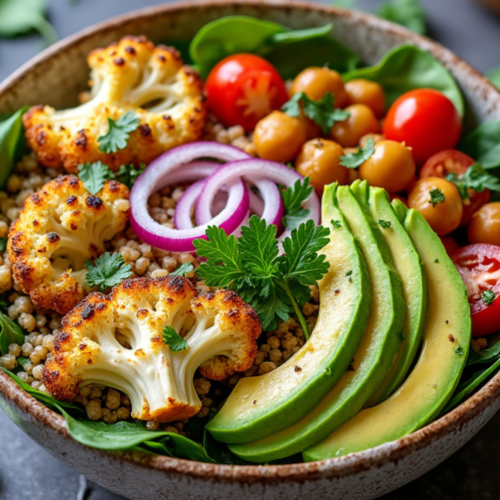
[23, 35, 206, 172]
[8, 176, 129, 314]
[42, 276, 261, 422]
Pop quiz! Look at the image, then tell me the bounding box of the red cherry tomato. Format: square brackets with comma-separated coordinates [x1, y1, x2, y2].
[452, 244, 500, 337]
[440, 236, 459, 255]
[383, 89, 462, 165]
[420, 150, 490, 226]
[205, 54, 288, 131]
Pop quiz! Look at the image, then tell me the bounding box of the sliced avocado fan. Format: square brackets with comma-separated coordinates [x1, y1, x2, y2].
[304, 202, 471, 461]
[227, 184, 405, 462]
[351, 181, 427, 405]
[206, 183, 371, 444]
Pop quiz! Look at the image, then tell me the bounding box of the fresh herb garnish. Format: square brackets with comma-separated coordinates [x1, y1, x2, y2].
[429, 188, 445, 207]
[85, 253, 133, 291]
[78, 161, 115, 195]
[281, 178, 313, 229]
[377, 0, 426, 35]
[346, 270, 353, 282]
[162, 326, 188, 352]
[194, 216, 330, 338]
[434, 259, 439, 263]
[455, 346, 464, 356]
[340, 138, 375, 168]
[378, 219, 391, 229]
[98, 112, 140, 154]
[78, 161, 145, 194]
[0, 312, 26, 355]
[170, 263, 195, 277]
[282, 92, 350, 135]
[482, 290, 496, 306]
[331, 220, 341, 229]
[445, 163, 500, 200]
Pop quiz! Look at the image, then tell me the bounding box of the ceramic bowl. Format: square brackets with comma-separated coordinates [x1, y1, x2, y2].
[1, 2, 500, 499]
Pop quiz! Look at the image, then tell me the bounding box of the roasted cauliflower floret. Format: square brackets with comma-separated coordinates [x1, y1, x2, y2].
[42, 276, 261, 422]
[8, 175, 129, 314]
[24, 35, 206, 172]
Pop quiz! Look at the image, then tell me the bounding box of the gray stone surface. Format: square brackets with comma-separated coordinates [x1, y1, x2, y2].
[0, 0, 500, 499]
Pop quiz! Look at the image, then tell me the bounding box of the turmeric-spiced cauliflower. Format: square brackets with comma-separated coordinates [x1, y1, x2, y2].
[23, 36, 206, 172]
[8, 176, 129, 314]
[42, 276, 261, 422]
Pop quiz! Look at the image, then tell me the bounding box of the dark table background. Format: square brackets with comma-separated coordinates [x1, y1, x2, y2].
[1, 0, 500, 499]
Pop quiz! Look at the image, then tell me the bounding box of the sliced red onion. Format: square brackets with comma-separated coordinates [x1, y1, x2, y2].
[130, 142, 250, 253]
[196, 159, 320, 241]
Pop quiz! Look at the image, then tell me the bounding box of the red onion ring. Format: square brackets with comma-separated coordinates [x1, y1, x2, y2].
[130, 142, 250, 253]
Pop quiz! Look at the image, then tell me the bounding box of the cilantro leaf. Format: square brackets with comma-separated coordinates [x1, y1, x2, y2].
[162, 326, 188, 352]
[170, 262, 194, 277]
[340, 138, 375, 169]
[281, 178, 314, 230]
[282, 92, 350, 134]
[331, 219, 341, 229]
[482, 290, 496, 306]
[85, 252, 133, 291]
[378, 219, 391, 229]
[446, 163, 500, 200]
[115, 163, 146, 190]
[78, 161, 114, 194]
[377, 0, 426, 35]
[429, 188, 445, 207]
[98, 112, 140, 154]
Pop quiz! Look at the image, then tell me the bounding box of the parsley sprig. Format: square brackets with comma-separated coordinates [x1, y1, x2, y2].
[281, 178, 313, 229]
[85, 252, 133, 291]
[282, 92, 350, 134]
[482, 290, 496, 306]
[162, 326, 188, 352]
[194, 216, 330, 339]
[98, 112, 140, 154]
[78, 161, 146, 194]
[429, 188, 445, 207]
[445, 163, 500, 200]
[340, 138, 375, 168]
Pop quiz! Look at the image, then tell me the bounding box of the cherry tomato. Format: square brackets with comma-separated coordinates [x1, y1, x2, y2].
[440, 236, 459, 255]
[383, 89, 462, 165]
[205, 54, 288, 131]
[420, 149, 490, 226]
[452, 244, 500, 337]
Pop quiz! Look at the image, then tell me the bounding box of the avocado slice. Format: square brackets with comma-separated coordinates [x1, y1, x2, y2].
[304, 204, 471, 461]
[227, 185, 405, 462]
[352, 181, 427, 405]
[206, 184, 371, 444]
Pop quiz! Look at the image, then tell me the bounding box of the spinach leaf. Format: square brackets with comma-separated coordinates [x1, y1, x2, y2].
[460, 121, 500, 170]
[343, 45, 464, 116]
[0, 312, 25, 355]
[487, 67, 500, 91]
[467, 333, 500, 366]
[203, 430, 252, 465]
[189, 16, 358, 79]
[377, 0, 426, 35]
[0, 0, 57, 46]
[0, 107, 29, 189]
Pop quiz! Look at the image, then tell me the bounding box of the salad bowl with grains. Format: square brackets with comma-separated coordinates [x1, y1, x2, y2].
[1, 1, 500, 500]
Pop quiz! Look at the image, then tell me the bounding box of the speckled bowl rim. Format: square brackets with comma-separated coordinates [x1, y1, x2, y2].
[1, 0, 500, 484]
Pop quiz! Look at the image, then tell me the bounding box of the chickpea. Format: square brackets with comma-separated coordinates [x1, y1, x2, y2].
[290, 67, 348, 108]
[359, 140, 416, 193]
[468, 202, 500, 246]
[345, 79, 386, 118]
[295, 139, 348, 194]
[253, 111, 307, 162]
[331, 104, 380, 148]
[408, 177, 463, 235]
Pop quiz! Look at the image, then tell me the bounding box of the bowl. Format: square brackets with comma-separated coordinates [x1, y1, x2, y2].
[1, 1, 500, 499]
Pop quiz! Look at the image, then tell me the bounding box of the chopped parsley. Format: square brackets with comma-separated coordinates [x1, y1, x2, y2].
[98, 111, 140, 154]
[429, 188, 445, 207]
[340, 138, 375, 169]
[445, 163, 500, 200]
[170, 263, 195, 277]
[378, 219, 391, 229]
[282, 91, 350, 134]
[434, 259, 439, 263]
[455, 346, 464, 356]
[114, 163, 146, 190]
[78, 161, 145, 194]
[281, 178, 314, 229]
[194, 216, 330, 338]
[481, 290, 496, 306]
[85, 252, 133, 291]
[162, 326, 188, 352]
[346, 270, 353, 282]
[331, 219, 342, 229]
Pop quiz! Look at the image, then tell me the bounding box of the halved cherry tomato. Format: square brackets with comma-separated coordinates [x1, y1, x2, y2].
[205, 54, 288, 131]
[420, 150, 490, 226]
[452, 244, 500, 337]
[383, 89, 462, 165]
